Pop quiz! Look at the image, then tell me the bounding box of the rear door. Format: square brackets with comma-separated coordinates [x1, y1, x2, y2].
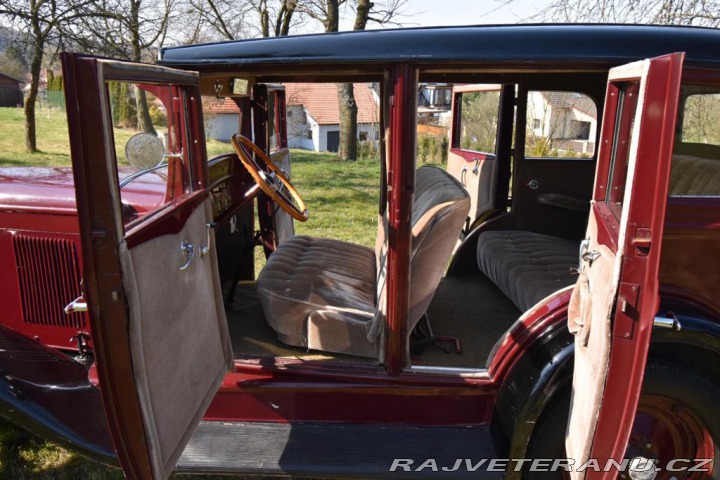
[447, 84, 503, 231]
[565, 53, 684, 478]
[62, 53, 233, 479]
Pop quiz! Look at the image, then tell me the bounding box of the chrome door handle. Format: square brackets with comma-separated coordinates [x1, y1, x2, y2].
[179, 240, 195, 270]
[64, 295, 87, 314]
[200, 222, 215, 257]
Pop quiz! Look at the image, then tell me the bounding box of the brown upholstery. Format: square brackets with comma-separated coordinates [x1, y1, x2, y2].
[669, 154, 720, 196]
[477, 230, 578, 312]
[257, 166, 470, 358]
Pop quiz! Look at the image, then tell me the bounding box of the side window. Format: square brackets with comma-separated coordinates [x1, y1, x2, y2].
[606, 82, 640, 219]
[107, 82, 191, 225]
[453, 89, 501, 154]
[525, 91, 597, 159]
[268, 89, 287, 152]
[670, 86, 720, 197]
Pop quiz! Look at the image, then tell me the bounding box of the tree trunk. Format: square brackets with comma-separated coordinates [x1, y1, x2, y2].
[325, 0, 339, 32]
[135, 87, 156, 135]
[334, 0, 372, 161]
[130, 0, 156, 135]
[337, 82, 358, 160]
[276, 0, 297, 36]
[24, 39, 44, 153]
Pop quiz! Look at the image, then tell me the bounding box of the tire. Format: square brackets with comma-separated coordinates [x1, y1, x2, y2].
[523, 361, 720, 479]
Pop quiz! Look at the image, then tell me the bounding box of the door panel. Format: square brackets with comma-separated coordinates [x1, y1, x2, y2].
[62, 54, 233, 479]
[121, 195, 231, 478]
[447, 85, 503, 228]
[446, 149, 497, 229]
[565, 53, 684, 479]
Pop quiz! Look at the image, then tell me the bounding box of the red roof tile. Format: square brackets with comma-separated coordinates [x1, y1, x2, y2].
[284, 83, 378, 125]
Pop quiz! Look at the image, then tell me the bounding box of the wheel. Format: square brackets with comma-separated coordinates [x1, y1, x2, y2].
[231, 133, 309, 222]
[525, 361, 720, 479]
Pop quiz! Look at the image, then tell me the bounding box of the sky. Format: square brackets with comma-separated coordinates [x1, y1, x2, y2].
[390, 0, 549, 27]
[335, 0, 552, 31]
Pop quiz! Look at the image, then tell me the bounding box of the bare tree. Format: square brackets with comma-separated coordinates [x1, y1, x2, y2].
[303, 0, 407, 160]
[0, 0, 98, 152]
[186, 0, 301, 41]
[75, 0, 175, 134]
[506, 0, 720, 26]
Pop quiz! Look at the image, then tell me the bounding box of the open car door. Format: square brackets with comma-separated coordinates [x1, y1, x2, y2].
[565, 53, 684, 478]
[62, 53, 233, 479]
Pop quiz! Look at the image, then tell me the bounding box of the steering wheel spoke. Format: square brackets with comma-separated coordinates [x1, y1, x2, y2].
[231, 134, 309, 222]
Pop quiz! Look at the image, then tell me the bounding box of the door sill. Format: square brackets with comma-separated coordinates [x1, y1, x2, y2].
[177, 421, 500, 478]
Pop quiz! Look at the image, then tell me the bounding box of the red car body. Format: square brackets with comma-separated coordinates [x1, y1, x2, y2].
[0, 24, 718, 480]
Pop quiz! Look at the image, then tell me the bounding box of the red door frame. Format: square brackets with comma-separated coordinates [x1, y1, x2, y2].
[62, 53, 208, 479]
[587, 53, 684, 477]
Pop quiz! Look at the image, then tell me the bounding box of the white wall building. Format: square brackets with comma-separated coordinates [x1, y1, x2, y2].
[203, 83, 380, 153]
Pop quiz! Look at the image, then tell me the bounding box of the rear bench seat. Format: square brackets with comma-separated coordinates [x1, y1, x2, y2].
[477, 231, 577, 312]
[476, 154, 720, 312]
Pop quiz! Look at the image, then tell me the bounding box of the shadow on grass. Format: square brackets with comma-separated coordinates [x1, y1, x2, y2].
[0, 420, 123, 480]
[0, 420, 302, 479]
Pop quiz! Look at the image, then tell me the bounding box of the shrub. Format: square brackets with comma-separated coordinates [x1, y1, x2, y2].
[149, 105, 166, 127]
[358, 140, 379, 160]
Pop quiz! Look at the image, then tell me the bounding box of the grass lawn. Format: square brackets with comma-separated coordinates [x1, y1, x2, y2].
[0, 106, 387, 478]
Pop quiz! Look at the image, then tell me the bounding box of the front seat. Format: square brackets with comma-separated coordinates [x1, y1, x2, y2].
[256, 165, 470, 358]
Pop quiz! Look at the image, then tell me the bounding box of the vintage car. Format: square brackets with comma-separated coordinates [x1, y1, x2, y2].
[0, 24, 719, 479]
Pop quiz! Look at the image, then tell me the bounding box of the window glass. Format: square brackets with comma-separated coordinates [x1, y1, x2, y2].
[681, 87, 720, 145]
[525, 91, 597, 158]
[606, 82, 640, 219]
[268, 91, 277, 151]
[454, 89, 501, 153]
[106, 82, 189, 226]
[669, 85, 720, 197]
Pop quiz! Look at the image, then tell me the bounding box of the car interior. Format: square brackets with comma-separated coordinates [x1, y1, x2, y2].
[119, 69, 720, 373]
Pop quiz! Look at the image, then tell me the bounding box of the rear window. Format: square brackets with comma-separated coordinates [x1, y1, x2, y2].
[680, 87, 720, 145]
[669, 86, 720, 197]
[453, 89, 501, 154]
[525, 91, 597, 159]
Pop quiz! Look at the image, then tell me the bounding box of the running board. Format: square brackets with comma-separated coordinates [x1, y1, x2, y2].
[177, 421, 500, 478]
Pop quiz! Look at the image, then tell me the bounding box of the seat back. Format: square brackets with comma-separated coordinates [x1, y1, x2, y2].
[408, 166, 471, 327]
[369, 166, 470, 357]
[670, 154, 720, 196]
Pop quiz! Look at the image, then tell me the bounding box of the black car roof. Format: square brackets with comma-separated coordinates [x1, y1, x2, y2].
[159, 24, 720, 69]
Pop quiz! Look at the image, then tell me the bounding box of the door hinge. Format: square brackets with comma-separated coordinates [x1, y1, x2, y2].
[614, 282, 640, 339]
[632, 227, 651, 256]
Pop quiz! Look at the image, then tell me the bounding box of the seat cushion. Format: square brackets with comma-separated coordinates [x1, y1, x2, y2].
[256, 235, 379, 357]
[477, 230, 577, 312]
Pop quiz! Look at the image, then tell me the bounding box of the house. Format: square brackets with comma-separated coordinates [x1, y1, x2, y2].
[527, 91, 598, 156]
[417, 83, 453, 126]
[0, 73, 23, 107]
[203, 83, 380, 152]
[285, 83, 379, 152]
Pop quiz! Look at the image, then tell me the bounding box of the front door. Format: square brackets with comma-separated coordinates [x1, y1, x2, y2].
[565, 53, 684, 478]
[62, 53, 233, 479]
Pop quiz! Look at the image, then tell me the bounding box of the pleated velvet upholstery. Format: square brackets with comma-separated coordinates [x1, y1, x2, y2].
[477, 230, 577, 312]
[257, 166, 470, 358]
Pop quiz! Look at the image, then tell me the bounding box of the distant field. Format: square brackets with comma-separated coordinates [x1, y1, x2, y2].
[0, 106, 383, 478]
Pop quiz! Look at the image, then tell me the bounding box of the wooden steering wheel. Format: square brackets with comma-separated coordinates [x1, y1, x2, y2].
[231, 134, 309, 222]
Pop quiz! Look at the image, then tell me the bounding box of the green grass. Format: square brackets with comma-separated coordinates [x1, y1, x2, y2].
[0, 107, 232, 167]
[0, 106, 385, 477]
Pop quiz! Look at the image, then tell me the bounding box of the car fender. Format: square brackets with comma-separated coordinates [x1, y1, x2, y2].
[0, 324, 117, 465]
[497, 311, 720, 480]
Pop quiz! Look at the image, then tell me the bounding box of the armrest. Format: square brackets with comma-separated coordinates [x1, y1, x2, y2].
[537, 193, 590, 213]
